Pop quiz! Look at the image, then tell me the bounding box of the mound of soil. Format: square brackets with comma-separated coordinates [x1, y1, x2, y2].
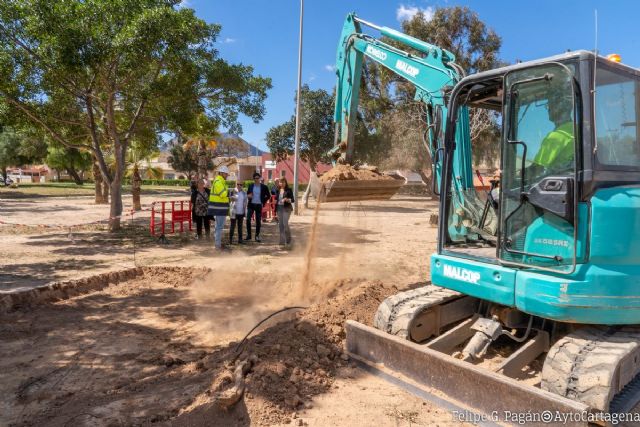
[319, 165, 398, 183]
[206, 278, 402, 425]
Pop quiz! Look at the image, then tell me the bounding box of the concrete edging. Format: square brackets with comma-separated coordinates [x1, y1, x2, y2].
[0, 267, 145, 313]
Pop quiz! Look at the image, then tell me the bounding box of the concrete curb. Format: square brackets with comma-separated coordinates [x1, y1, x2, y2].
[0, 267, 145, 313]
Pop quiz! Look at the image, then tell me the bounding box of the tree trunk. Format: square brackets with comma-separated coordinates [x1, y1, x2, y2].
[303, 167, 316, 209]
[132, 164, 142, 211]
[102, 180, 110, 203]
[66, 166, 84, 185]
[109, 177, 122, 231]
[197, 140, 208, 180]
[93, 159, 107, 204]
[106, 135, 126, 232]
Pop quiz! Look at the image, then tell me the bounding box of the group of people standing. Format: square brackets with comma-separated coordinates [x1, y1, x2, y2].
[190, 168, 294, 251]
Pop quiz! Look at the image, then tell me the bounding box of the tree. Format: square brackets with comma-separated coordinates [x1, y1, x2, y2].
[360, 6, 503, 181]
[0, 127, 47, 178]
[266, 85, 334, 171]
[267, 85, 382, 206]
[0, 1, 271, 231]
[401, 7, 501, 75]
[127, 139, 162, 211]
[45, 145, 92, 185]
[168, 142, 203, 180]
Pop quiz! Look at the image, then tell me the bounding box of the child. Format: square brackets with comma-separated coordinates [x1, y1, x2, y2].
[229, 182, 248, 244]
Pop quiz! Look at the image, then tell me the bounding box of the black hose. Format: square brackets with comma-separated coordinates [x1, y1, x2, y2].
[232, 306, 308, 358]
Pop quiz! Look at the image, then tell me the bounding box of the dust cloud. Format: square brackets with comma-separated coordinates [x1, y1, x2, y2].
[189, 199, 393, 345]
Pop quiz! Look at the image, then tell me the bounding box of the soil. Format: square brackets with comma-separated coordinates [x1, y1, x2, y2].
[0, 266, 460, 426]
[319, 164, 398, 182]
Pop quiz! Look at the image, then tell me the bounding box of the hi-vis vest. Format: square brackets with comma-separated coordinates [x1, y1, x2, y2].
[209, 175, 229, 216]
[533, 122, 575, 171]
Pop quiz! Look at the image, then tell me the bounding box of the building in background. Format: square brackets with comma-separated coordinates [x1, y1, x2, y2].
[259, 153, 332, 184]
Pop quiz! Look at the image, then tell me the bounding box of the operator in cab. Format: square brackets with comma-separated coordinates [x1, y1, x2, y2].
[529, 93, 575, 177]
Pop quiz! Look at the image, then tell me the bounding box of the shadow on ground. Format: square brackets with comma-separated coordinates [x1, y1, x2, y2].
[0, 267, 370, 426]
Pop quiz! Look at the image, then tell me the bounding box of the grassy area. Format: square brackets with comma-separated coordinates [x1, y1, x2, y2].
[0, 182, 189, 198]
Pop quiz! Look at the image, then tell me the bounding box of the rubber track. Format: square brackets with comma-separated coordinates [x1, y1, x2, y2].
[373, 285, 461, 341]
[541, 326, 640, 411]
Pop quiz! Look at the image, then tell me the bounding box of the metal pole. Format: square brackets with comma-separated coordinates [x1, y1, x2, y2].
[293, 0, 304, 215]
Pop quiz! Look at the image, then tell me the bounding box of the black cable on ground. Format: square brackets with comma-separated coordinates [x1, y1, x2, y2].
[232, 306, 308, 361]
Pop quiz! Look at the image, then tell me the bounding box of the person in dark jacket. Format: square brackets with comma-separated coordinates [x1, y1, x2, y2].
[190, 180, 198, 224]
[275, 177, 294, 246]
[191, 179, 210, 239]
[245, 172, 271, 242]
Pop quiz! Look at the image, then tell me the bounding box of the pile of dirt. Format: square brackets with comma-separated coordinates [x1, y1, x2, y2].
[319, 164, 398, 183]
[208, 278, 402, 425]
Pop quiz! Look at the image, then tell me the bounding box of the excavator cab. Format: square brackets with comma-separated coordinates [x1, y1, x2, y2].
[440, 59, 580, 273]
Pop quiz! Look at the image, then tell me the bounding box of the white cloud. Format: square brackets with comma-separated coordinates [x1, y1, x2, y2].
[177, 0, 191, 9]
[324, 64, 336, 72]
[396, 4, 434, 22]
[223, 37, 237, 44]
[308, 73, 317, 82]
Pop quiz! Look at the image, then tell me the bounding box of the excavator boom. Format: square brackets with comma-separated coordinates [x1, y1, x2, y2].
[310, 13, 473, 203]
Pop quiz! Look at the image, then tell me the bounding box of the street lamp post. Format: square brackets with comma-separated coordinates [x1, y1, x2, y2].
[293, 0, 304, 214]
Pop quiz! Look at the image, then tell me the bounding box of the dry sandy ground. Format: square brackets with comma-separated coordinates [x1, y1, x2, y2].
[0, 188, 474, 426]
[0, 190, 436, 292]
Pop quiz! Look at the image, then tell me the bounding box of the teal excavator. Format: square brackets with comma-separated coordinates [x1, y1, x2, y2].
[329, 12, 640, 420]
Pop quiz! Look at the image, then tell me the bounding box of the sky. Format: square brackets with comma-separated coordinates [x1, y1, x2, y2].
[183, 0, 640, 150]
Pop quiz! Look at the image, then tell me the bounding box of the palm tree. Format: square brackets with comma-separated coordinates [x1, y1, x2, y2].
[183, 136, 218, 180]
[127, 141, 163, 211]
[182, 113, 222, 180]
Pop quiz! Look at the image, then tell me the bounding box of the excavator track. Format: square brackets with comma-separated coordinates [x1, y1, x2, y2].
[541, 326, 640, 412]
[373, 285, 470, 343]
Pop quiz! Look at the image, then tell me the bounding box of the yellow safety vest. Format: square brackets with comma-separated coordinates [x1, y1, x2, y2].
[209, 175, 229, 216]
[533, 122, 575, 170]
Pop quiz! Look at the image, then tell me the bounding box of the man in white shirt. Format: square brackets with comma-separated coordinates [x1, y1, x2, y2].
[229, 182, 248, 244]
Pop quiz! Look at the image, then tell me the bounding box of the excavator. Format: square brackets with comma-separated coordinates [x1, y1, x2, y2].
[326, 12, 640, 423]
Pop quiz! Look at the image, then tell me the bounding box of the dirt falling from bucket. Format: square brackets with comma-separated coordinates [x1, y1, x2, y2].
[298, 200, 322, 300]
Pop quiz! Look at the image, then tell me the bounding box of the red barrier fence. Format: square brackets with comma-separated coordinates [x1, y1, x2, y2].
[150, 200, 192, 236]
[262, 195, 277, 222]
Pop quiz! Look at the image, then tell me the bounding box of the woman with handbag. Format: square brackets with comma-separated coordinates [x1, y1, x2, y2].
[275, 177, 294, 246]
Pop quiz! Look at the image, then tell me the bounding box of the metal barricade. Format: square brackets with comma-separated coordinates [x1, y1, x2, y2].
[150, 200, 193, 237]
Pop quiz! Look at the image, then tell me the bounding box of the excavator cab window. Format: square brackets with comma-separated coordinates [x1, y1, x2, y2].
[499, 63, 579, 271]
[442, 82, 503, 261]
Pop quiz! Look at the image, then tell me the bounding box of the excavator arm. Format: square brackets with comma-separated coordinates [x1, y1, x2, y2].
[328, 13, 473, 196]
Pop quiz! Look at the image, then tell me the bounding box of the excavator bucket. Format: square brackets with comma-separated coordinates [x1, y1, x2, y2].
[308, 166, 405, 203]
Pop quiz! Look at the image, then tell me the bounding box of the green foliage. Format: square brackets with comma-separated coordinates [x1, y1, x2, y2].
[266, 85, 333, 169]
[45, 145, 92, 181]
[400, 7, 502, 74]
[167, 142, 210, 178]
[0, 0, 271, 228]
[139, 178, 191, 186]
[0, 128, 47, 175]
[360, 6, 503, 171]
[266, 85, 382, 168]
